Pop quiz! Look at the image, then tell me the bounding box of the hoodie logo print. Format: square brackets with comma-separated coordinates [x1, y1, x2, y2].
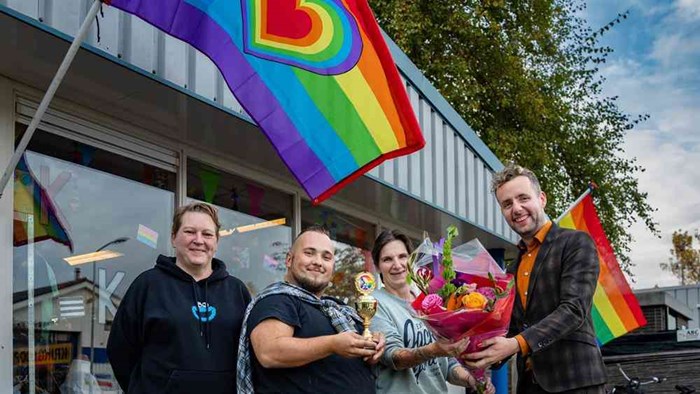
[192, 302, 217, 322]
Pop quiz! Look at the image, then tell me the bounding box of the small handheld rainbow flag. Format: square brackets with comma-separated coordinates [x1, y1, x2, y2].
[557, 191, 646, 344]
[13, 155, 74, 252]
[106, 0, 425, 204]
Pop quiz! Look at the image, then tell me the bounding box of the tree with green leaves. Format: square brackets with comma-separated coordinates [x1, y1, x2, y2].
[661, 230, 700, 285]
[369, 0, 657, 274]
[324, 245, 368, 304]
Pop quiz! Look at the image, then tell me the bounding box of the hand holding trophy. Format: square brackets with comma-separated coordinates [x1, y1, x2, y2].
[354, 272, 378, 339]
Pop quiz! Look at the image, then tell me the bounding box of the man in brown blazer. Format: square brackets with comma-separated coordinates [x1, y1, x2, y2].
[464, 164, 606, 393]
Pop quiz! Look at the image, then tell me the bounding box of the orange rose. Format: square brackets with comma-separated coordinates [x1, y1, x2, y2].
[446, 293, 463, 311]
[462, 292, 488, 310]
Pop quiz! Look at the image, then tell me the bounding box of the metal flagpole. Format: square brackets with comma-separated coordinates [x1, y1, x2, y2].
[27, 214, 36, 394]
[0, 0, 102, 200]
[554, 182, 597, 224]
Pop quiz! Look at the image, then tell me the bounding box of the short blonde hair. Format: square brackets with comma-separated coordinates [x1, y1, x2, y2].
[171, 202, 221, 239]
[491, 163, 542, 194]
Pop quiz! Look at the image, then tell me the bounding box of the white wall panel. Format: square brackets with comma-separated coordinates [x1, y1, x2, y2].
[194, 51, 217, 101]
[8, 0, 38, 19]
[47, 0, 81, 37]
[445, 127, 455, 213]
[466, 150, 476, 221]
[396, 156, 408, 191]
[485, 171, 494, 231]
[408, 85, 421, 196]
[127, 15, 157, 73]
[476, 159, 485, 227]
[421, 106, 433, 202]
[163, 35, 187, 87]
[89, 4, 120, 57]
[432, 115, 444, 209]
[456, 142, 466, 218]
[380, 158, 394, 184]
[495, 193, 504, 236]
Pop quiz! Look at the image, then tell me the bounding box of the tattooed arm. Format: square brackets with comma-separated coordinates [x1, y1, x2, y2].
[447, 365, 477, 388]
[391, 338, 469, 370]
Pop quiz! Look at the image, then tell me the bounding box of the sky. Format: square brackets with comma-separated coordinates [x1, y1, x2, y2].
[584, 0, 700, 289]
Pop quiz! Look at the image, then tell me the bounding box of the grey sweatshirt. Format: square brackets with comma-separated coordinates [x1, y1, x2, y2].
[370, 288, 459, 394]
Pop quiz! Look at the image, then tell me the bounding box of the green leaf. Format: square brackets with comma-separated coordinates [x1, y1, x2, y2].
[438, 283, 457, 300]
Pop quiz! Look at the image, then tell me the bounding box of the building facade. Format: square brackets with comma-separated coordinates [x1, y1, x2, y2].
[602, 286, 700, 391]
[635, 287, 695, 333]
[661, 284, 700, 329]
[0, 1, 519, 392]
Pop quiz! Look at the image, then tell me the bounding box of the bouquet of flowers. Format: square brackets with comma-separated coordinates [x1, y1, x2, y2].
[407, 226, 515, 393]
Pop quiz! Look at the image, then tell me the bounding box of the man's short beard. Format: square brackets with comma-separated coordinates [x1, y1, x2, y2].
[293, 273, 328, 295]
[287, 256, 331, 295]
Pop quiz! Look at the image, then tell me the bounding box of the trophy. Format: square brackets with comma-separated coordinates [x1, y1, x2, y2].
[354, 272, 378, 339]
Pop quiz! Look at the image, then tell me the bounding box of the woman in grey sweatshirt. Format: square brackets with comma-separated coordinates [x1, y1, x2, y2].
[369, 229, 494, 394]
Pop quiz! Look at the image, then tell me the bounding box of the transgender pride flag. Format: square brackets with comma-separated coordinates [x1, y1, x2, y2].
[106, 0, 425, 203]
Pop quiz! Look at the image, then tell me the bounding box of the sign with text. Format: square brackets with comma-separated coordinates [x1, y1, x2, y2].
[14, 342, 72, 367]
[677, 328, 700, 342]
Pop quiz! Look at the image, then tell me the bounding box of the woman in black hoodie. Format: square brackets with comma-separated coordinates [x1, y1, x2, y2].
[107, 202, 251, 393]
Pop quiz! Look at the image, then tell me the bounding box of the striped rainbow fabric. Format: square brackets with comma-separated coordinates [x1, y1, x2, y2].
[107, 0, 425, 203]
[558, 194, 646, 344]
[13, 155, 74, 252]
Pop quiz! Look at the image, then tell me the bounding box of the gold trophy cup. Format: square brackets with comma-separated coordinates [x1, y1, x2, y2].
[354, 272, 378, 339]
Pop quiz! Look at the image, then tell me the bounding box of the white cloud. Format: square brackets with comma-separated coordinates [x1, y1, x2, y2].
[593, 1, 700, 289]
[676, 0, 700, 21]
[650, 33, 700, 67]
[645, 0, 700, 69]
[622, 125, 700, 289]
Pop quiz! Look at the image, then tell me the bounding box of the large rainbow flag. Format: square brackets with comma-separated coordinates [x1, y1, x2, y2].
[558, 194, 646, 344]
[13, 155, 74, 252]
[107, 0, 425, 204]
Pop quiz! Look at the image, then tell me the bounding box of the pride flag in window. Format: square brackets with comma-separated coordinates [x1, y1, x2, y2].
[13, 155, 74, 252]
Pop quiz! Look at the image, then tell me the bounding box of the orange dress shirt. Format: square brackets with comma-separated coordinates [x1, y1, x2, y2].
[514, 220, 552, 356]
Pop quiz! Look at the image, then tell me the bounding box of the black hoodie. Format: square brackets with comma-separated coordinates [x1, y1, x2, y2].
[107, 255, 251, 393]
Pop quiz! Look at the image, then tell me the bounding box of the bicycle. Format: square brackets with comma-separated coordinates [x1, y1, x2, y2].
[609, 364, 665, 393]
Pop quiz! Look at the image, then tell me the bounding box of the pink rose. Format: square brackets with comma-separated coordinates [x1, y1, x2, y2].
[476, 287, 496, 301]
[421, 294, 444, 314]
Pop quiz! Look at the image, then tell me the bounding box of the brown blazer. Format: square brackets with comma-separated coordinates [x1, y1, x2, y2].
[507, 224, 607, 392]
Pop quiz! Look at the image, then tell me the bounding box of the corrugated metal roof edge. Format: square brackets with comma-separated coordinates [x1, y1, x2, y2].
[366, 174, 518, 245]
[0, 4, 256, 125]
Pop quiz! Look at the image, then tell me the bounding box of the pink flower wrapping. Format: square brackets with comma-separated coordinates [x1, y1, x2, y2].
[408, 230, 516, 394]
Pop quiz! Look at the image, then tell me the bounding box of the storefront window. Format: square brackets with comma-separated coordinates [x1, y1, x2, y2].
[187, 160, 293, 296]
[12, 127, 175, 393]
[301, 202, 375, 304]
